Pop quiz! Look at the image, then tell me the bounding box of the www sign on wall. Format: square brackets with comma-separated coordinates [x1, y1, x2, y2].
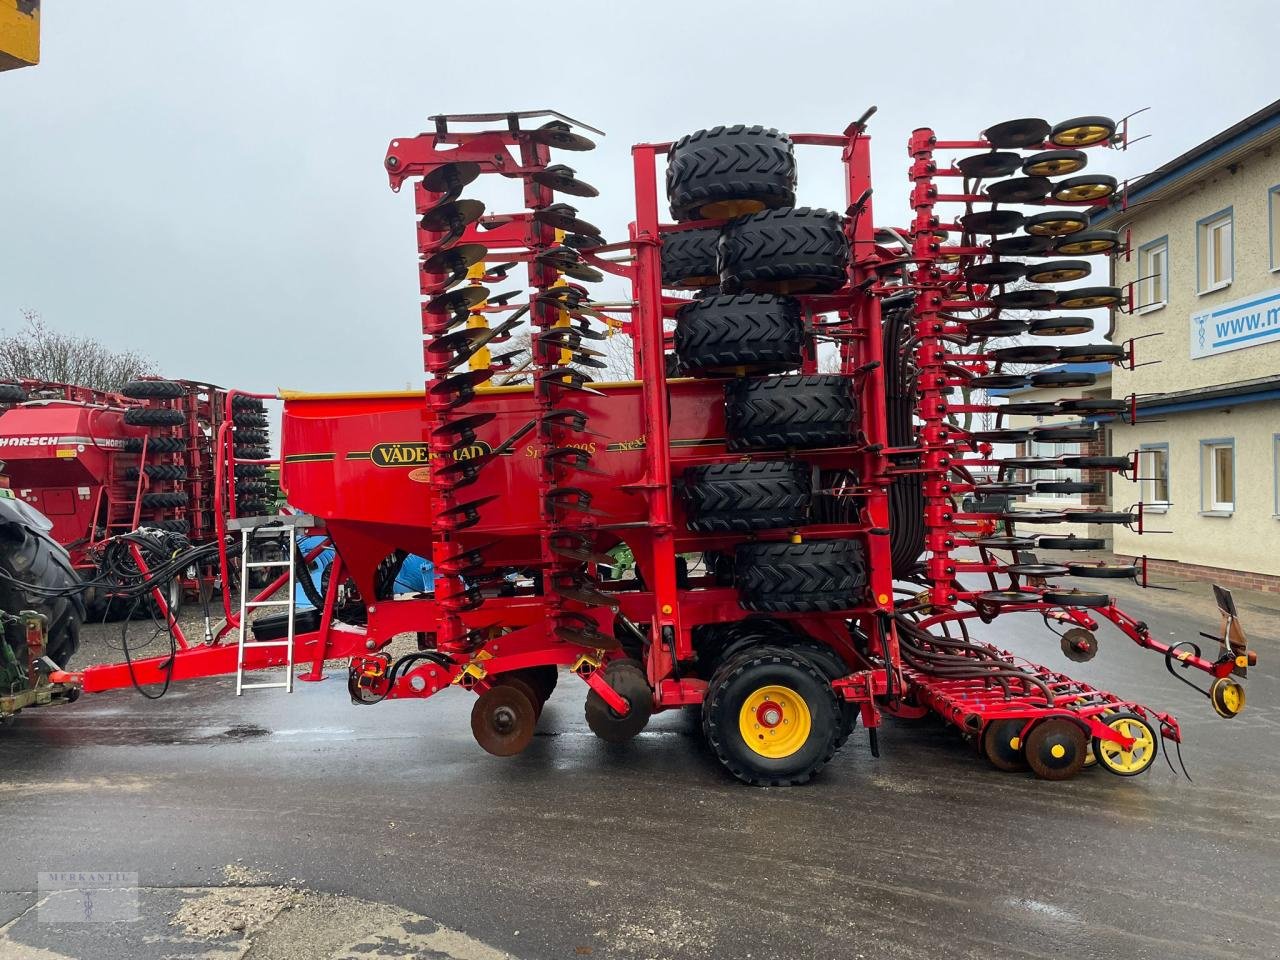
[1191, 287, 1280, 358]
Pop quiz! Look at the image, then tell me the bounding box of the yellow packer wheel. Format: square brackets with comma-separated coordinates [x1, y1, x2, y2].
[1210, 677, 1246, 718]
[1092, 712, 1157, 777]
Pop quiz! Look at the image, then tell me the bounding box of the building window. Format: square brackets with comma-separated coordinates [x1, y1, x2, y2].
[1274, 435, 1280, 516]
[1197, 208, 1233, 293]
[1140, 444, 1170, 506]
[1137, 237, 1167, 311]
[1026, 439, 1081, 502]
[1201, 439, 1234, 514]
[1270, 186, 1280, 272]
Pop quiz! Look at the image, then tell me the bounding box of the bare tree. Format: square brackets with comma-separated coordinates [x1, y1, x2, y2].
[0, 311, 156, 391]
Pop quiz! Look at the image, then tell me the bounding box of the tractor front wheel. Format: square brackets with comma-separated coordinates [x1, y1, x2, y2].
[702, 646, 840, 786]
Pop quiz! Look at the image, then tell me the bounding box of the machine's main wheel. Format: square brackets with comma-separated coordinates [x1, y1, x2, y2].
[680, 460, 811, 532]
[719, 207, 848, 294]
[1092, 712, 1158, 776]
[702, 646, 840, 786]
[734, 540, 866, 613]
[724, 375, 856, 451]
[674, 294, 803, 374]
[666, 125, 796, 221]
[980, 718, 1029, 771]
[585, 659, 653, 744]
[1024, 718, 1088, 780]
[471, 684, 537, 757]
[789, 641, 857, 747]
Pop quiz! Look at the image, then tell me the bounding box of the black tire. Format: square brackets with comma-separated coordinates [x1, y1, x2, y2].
[233, 412, 269, 428]
[235, 445, 270, 460]
[735, 539, 866, 613]
[122, 379, 185, 399]
[1061, 455, 1129, 469]
[234, 463, 267, 478]
[235, 481, 269, 496]
[1031, 370, 1096, 389]
[236, 499, 271, 515]
[1037, 536, 1105, 551]
[1028, 316, 1093, 337]
[154, 519, 190, 534]
[789, 641, 857, 748]
[1064, 510, 1135, 525]
[1031, 425, 1097, 443]
[1025, 211, 1089, 237]
[1053, 230, 1120, 256]
[1022, 149, 1088, 177]
[719, 208, 848, 295]
[666, 125, 796, 221]
[232, 395, 265, 411]
[141, 491, 188, 508]
[235, 429, 269, 445]
[1034, 481, 1100, 495]
[124, 435, 185, 453]
[1057, 287, 1124, 310]
[680, 460, 811, 533]
[509, 665, 558, 705]
[0, 382, 27, 403]
[124, 407, 185, 427]
[1043, 589, 1111, 608]
[1050, 116, 1116, 147]
[674, 294, 803, 374]
[661, 226, 721, 288]
[584, 660, 653, 743]
[725, 375, 856, 452]
[1058, 343, 1127, 363]
[124, 464, 186, 482]
[702, 645, 840, 786]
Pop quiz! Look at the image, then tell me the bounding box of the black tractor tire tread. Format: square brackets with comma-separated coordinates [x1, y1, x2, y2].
[725, 375, 856, 451]
[235, 445, 270, 460]
[735, 539, 867, 612]
[680, 460, 811, 532]
[124, 407, 185, 427]
[235, 429, 269, 445]
[124, 435, 185, 453]
[233, 412, 269, 428]
[660, 226, 722, 288]
[674, 293, 803, 374]
[234, 464, 268, 478]
[232, 395, 266, 411]
[720, 207, 848, 295]
[0, 382, 28, 403]
[702, 644, 840, 786]
[666, 125, 796, 221]
[122, 379, 186, 399]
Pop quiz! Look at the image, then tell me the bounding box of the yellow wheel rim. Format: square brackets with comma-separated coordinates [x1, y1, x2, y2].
[1057, 238, 1114, 255]
[1096, 716, 1156, 775]
[1028, 218, 1087, 237]
[700, 198, 766, 219]
[1211, 678, 1245, 718]
[738, 684, 812, 759]
[1026, 158, 1086, 176]
[1053, 183, 1114, 202]
[1062, 294, 1120, 308]
[1055, 124, 1111, 146]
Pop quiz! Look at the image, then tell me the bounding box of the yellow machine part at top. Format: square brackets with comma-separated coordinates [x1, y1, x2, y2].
[0, 0, 39, 72]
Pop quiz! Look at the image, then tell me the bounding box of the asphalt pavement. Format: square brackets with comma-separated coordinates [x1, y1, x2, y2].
[1, 577, 1277, 960]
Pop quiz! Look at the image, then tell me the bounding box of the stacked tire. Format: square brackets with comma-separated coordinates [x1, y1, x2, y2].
[231, 396, 270, 516]
[121, 380, 189, 531]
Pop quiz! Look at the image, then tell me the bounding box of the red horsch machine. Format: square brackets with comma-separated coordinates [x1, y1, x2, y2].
[62, 110, 1255, 786]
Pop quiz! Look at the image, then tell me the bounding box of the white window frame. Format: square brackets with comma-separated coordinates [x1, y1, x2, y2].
[1136, 237, 1167, 313]
[1201, 439, 1235, 515]
[1197, 208, 1233, 294]
[1270, 185, 1280, 273]
[1140, 444, 1170, 511]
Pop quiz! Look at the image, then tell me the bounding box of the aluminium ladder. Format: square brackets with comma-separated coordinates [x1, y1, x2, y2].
[230, 514, 316, 695]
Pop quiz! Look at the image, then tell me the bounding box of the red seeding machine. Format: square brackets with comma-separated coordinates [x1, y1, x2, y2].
[3, 109, 1258, 786]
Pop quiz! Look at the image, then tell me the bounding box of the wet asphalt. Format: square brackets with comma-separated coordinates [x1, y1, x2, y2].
[1, 578, 1278, 960]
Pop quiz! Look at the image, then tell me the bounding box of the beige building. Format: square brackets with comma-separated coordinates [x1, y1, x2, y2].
[1095, 98, 1280, 592]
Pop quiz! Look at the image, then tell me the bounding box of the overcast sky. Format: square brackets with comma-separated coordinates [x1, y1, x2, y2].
[1, 1, 1274, 394]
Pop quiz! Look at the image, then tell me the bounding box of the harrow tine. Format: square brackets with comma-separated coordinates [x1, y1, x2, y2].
[536, 368, 606, 396]
[550, 576, 619, 612]
[421, 162, 481, 204]
[542, 408, 609, 439]
[437, 494, 500, 531]
[530, 165, 600, 198]
[532, 203, 602, 237]
[530, 120, 597, 152]
[546, 486, 616, 518]
[436, 540, 501, 577]
[421, 242, 488, 293]
[419, 199, 486, 249]
[440, 584, 486, 613]
[549, 532, 616, 565]
[432, 411, 495, 443]
[428, 368, 494, 409]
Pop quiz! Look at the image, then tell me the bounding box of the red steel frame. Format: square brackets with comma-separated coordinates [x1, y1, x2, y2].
[60, 113, 1254, 772]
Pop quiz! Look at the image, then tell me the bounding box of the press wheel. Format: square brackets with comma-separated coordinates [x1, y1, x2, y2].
[585, 660, 653, 743]
[471, 684, 537, 756]
[981, 719, 1029, 771]
[1093, 713, 1157, 776]
[1210, 677, 1246, 719]
[984, 117, 1051, 149]
[1050, 116, 1116, 147]
[1022, 149, 1088, 177]
[1025, 718, 1088, 780]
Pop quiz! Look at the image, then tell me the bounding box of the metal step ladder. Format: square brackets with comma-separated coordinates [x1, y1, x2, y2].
[230, 514, 316, 695]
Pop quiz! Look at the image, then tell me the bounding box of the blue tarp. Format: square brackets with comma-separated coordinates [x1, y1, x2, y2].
[294, 536, 434, 609]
